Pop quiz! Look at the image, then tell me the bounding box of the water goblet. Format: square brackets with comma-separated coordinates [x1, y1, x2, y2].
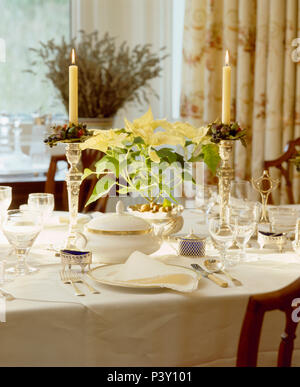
[28, 193, 54, 225]
[208, 216, 236, 269]
[2, 210, 42, 276]
[230, 215, 256, 262]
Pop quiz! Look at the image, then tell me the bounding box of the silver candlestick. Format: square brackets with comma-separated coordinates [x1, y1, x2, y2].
[217, 140, 234, 227]
[65, 143, 83, 249]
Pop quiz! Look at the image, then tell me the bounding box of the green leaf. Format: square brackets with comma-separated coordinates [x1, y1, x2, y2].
[156, 148, 178, 164]
[133, 136, 145, 145]
[95, 155, 119, 177]
[82, 168, 94, 181]
[201, 143, 221, 175]
[240, 136, 247, 147]
[188, 154, 203, 163]
[163, 198, 172, 207]
[85, 176, 116, 206]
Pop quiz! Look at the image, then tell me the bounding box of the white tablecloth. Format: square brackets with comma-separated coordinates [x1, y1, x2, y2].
[0, 210, 300, 367]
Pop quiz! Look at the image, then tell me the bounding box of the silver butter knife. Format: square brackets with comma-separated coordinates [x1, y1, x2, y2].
[191, 264, 228, 288]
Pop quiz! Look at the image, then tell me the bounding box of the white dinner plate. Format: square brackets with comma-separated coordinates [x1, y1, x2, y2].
[88, 264, 182, 289]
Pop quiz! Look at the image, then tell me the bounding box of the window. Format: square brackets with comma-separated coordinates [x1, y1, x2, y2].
[172, 0, 185, 119]
[0, 0, 70, 118]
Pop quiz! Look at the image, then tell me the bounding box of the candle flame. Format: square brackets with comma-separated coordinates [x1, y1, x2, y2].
[71, 48, 76, 65]
[225, 50, 230, 66]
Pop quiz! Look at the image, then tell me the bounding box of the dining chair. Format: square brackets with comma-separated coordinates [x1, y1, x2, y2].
[264, 137, 300, 204]
[45, 150, 108, 213]
[236, 277, 300, 367]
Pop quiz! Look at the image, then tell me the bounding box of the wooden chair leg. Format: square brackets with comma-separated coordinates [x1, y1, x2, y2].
[277, 311, 298, 367]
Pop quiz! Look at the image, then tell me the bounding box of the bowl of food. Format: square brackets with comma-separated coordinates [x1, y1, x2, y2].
[128, 202, 184, 236]
[85, 201, 162, 263]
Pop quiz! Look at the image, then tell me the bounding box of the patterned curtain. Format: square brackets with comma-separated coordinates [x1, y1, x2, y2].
[181, 0, 300, 203]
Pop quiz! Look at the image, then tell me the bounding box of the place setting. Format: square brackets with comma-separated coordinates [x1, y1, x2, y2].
[1, 1, 300, 368]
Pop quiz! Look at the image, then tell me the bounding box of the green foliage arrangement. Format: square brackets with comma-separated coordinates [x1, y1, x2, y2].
[81, 108, 221, 206]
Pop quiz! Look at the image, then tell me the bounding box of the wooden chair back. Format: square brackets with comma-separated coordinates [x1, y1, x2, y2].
[264, 137, 300, 204]
[236, 277, 300, 367]
[45, 150, 108, 213]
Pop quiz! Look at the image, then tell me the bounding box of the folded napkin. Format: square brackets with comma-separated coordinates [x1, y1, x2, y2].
[112, 251, 199, 293]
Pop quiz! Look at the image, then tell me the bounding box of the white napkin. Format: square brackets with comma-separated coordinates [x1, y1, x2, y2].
[112, 251, 199, 293]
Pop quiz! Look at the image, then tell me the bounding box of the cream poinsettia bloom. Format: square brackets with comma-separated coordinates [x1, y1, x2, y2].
[125, 108, 187, 147]
[124, 108, 156, 144]
[81, 129, 130, 152]
[150, 131, 186, 147]
[166, 122, 209, 145]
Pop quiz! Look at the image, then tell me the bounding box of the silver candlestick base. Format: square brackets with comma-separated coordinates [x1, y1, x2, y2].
[217, 140, 234, 228]
[65, 143, 83, 249]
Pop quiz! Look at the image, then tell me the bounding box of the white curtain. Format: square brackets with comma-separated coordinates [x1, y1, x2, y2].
[181, 0, 300, 203]
[71, 0, 173, 127]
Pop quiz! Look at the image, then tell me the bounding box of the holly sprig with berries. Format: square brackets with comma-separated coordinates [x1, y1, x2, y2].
[207, 120, 247, 147]
[44, 123, 93, 148]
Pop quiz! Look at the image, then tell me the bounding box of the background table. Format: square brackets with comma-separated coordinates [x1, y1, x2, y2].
[0, 210, 299, 367]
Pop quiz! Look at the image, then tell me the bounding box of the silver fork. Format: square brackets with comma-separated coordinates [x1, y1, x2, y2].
[68, 271, 100, 294]
[60, 271, 85, 297]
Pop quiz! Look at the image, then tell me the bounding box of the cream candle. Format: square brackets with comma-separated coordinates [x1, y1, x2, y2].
[69, 49, 78, 125]
[222, 50, 231, 125]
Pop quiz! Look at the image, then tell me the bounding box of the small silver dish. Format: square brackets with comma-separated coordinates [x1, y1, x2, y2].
[60, 249, 92, 273]
[258, 231, 287, 253]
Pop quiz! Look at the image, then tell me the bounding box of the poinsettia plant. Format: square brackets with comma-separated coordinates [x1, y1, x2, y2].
[81, 108, 221, 206]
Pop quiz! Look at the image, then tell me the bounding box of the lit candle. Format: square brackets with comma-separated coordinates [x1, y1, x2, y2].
[222, 50, 231, 125]
[69, 49, 78, 125]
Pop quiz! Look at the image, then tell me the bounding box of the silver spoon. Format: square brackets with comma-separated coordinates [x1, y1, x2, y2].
[204, 259, 242, 287]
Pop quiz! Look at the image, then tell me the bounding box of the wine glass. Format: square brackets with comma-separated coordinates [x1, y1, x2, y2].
[28, 193, 54, 224]
[230, 214, 256, 262]
[2, 210, 42, 276]
[0, 186, 12, 221]
[208, 216, 236, 268]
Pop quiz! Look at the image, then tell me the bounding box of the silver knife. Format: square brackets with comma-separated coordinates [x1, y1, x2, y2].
[191, 264, 228, 288]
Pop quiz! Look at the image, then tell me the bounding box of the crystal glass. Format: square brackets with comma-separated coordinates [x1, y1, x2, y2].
[268, 207, 300, 236]
[196, 185, 218, 223]
[209, 216, 236, 268]
[2, 210, 42, 276]
[230, 215, 256, 262]
[28, 193, 54, 224]
[0, 186, 12, 220]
